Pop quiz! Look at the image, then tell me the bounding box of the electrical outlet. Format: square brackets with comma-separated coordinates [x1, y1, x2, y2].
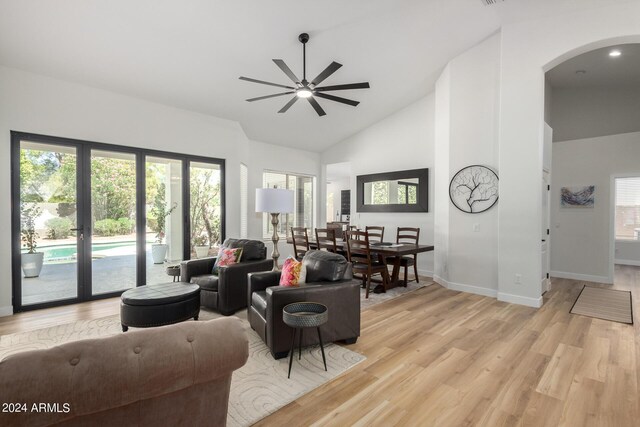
[473, 223, 480, 232]
[514, 274, 522, 284]
[443, 262, 448, 273]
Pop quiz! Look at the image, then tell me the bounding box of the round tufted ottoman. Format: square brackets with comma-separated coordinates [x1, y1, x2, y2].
[283, 302, 328, 378]
[120, 282, 200, 332]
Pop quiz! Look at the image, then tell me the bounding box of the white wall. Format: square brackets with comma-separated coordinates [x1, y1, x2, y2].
[0, 66, 320, 315]
[497, 3, 640, 308]
[551, 131, 640, 282]
[321, 95, 435, 275]
[615, 240, 640, 266]
[434, 33, 501, 297]
[551, 85, 640, 142]
[246, 139, 321, 262]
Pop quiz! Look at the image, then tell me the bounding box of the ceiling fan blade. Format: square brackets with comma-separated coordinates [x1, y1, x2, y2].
[307, 97, 326, 116]
[239, 76, 295, 90]
[310, 61, 342, 87]
[246, 91, 295, 102]
[314, 92, 360, 107]
[273, 59, 300, 84]
[278, 96, 299, 113]
[315, 82, 370, 92]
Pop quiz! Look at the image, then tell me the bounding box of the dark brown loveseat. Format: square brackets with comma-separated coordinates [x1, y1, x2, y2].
[181, 238, 273, 315]
[248, 250, 360, 359]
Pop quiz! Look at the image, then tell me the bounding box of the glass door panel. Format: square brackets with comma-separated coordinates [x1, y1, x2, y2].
[90, 150, 137, 295]
[19, 141, 79, 306]
[146, 156, 183, 284]
[189, 161, 221, 258]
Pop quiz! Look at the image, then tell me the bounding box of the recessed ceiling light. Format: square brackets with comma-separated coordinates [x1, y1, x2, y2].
[609, 49, 622, 57]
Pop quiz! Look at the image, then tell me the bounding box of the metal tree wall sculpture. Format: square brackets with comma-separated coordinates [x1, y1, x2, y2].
[449, 165, 499, 214]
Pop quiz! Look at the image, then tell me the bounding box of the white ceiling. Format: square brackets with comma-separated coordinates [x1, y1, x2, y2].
[546, 44, 640, 89]
[0, 0, 633, 152]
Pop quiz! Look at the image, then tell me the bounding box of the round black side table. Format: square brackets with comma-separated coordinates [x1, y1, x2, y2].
[166, 265, 180, 282]
[282, 302, 328, 379]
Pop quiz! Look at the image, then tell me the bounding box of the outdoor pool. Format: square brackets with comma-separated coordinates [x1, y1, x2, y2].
[24, 241, 137, 262]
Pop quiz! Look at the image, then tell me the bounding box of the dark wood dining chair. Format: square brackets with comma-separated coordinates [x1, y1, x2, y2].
[395, 227, 420, 286]
[326, 222, 344, 240]
[315, 228, 338, 253]
[345, 230, 390, 298]
[291, 227, 309, 261]
[365, 226, 385, 243]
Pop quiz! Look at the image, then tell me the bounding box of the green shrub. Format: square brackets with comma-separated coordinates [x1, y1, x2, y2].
[117, 217, 134, 234]
[45, 217, 73, 239]
[94, 218, 120, 236]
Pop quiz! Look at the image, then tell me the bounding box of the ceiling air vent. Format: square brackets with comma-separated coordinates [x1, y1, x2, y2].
[481, 0, 504, 5]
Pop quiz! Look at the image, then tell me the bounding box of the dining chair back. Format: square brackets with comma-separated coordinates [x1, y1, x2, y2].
[395, 227, 421, 285]
[345, 230, 390, 298]
[315, 228, 338, 253]
[291, 227, 309, 261]
[365, 226, 385, 243]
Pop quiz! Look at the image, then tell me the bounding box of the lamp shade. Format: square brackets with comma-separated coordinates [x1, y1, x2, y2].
[255, 188, 294, 213]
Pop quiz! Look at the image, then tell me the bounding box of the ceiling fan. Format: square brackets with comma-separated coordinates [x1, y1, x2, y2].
[239, 33, 370, 116]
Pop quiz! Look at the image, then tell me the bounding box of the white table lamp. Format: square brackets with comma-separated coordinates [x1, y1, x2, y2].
[256, 188, 294, 270]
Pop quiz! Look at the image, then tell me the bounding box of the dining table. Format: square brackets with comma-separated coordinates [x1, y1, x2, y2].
[297, 237, 435, 292]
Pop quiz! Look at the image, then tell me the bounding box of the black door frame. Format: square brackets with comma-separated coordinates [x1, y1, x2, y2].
[10, 131, 225, 312]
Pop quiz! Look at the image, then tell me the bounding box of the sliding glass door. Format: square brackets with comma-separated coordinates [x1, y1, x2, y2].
[11, 132, 225, 312]
[146, 156, 183, 285]
[189, 161, 222, 258]
[17, 140, 81, 306]
[90, 150, 138, 295]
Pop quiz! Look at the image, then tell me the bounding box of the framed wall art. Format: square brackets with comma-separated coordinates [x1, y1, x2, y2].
[449, 165, 499, 214]
[560, 185, 595, 208]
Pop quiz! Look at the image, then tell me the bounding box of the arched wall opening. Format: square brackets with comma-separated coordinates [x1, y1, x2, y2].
[497, 2, 640, 307]
[544, 41, 640, 290]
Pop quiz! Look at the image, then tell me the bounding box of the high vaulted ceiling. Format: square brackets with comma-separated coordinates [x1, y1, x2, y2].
[0, 0, 633, 152]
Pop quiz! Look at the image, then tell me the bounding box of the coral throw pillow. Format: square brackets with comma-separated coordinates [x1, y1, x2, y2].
[279, 257, 306, 287]
[212, 247, 243, 275]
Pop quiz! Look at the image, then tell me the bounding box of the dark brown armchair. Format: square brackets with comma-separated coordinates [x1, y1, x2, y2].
[181, 238, 273, 315]
[248, 250, 360, 359]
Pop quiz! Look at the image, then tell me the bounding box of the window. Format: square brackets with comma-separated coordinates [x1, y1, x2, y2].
[615, 177, 640, 240]
[263, 171, 314, 238]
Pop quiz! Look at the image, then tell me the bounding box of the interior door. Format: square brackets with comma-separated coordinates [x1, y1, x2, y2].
[541, 170, 551, 294]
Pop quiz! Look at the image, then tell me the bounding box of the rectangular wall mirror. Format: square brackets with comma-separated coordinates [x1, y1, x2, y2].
[356, 168, 428, 212]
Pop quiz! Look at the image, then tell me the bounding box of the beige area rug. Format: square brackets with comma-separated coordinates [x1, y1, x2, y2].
[570, 285, 633, 324]
[0, 280, 430, 426]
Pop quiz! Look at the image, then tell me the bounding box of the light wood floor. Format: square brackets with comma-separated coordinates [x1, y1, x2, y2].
[1, 267, 638, 426]
[256, 266, 639, 426]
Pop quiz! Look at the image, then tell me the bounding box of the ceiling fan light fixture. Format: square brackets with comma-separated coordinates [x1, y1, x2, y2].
[239, 32, 370, 116]
[296, 89, 313, 98]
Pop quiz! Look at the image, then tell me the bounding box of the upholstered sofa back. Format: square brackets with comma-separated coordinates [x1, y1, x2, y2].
[0, 318, 248, 427]
[222, 238, 266, 261]
[303, 250, 353, 282]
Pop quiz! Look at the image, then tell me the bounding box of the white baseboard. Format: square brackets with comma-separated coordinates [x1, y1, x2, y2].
[0, 306, 13, 317]
[434, 275, 498, 298]
[550, 270, 611, 284]
[417, 268, 434, 278]
[497, 292, 543, 308]
[447, 281, 498, 298]
[614, 259, 640, 267]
